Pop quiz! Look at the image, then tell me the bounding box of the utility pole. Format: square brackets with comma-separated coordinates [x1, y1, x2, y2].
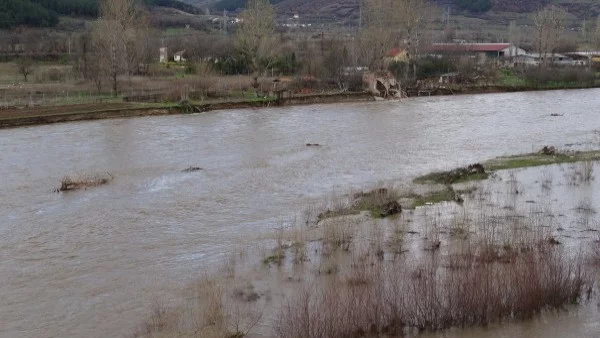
[320, 31, 325, 55]
[359, 0, 362, 32]
[294, 14, 300, 41]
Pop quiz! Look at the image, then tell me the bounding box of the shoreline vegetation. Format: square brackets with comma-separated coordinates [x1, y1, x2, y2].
[1, 85, 599, 129]
[130, 147, 600, 338]
[318, 148, 600, 218]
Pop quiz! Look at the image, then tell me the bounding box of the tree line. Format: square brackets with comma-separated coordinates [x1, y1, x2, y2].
[7, 0, 600, 94]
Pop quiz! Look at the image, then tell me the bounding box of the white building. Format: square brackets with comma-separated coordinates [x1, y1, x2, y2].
[514, 53, 584, 67]
[174, 50, 186, 63]
[159, 47, 168, 63]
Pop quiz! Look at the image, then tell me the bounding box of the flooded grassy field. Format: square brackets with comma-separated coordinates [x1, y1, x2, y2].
[140, 161, 600, 338]
[1, 89, 600, 337]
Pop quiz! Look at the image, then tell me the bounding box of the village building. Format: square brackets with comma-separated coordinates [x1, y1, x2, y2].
[174, 50, 186, 63]
[514, 53, 585, 67]
[159, 47, 168, 63]
[425, 43, 526, 63]
[385, 48, 409, 63]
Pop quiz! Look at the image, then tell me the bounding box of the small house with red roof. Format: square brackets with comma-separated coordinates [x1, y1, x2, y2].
[385, 48, 409, 63]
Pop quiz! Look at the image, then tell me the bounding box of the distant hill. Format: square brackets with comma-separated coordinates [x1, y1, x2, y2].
[205, 0, 599, 19]
[0, 0, 202, 29]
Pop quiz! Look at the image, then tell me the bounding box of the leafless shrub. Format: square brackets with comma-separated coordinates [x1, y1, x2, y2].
[506, 171, 520, 194]
[450, 207, 470, 239]
[590, 237, 600, 266]
[302, 202, 319, 226]
[575, 198, 596, 215]
[132, 276, 264, 338]
[277, 244, 588, 336]
[541, 170, 553, 191]
[567, 161, 595, 185]
[322, 216, 354, 254]
[264, 225, 286, 265]
[129, 301, 169, 338]
[290, 224, 307, 264]
[423, 207, 441, 250]
[388, 216, 407, 254]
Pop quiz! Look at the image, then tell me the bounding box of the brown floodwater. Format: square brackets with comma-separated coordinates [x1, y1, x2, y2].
[2, 89, 600, 338]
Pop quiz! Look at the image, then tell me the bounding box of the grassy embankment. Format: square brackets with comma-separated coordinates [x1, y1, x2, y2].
[416, 149, 600, 184]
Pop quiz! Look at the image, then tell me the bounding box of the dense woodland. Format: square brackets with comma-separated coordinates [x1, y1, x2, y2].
[455, 0, 492, 13]
[0, 0, 200, 28]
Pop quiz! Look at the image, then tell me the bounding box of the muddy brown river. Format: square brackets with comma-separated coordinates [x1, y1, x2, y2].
[2, 89, 600, 338]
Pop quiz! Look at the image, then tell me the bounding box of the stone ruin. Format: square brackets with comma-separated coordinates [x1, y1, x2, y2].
[362, 71, 404, 99]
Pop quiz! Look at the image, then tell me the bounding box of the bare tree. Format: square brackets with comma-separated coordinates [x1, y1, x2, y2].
[394, 0, 437, 79]
[126, 11, 150, 83]
[136, 28, 159, 76]
[362, 0, 437, 78]
[532, 6, 566, 67]
[323, 41, 350, 90]
[593, 15, 600, 51]
[508, 20, 521, 60]
[16, 58, 35, 81]
[92, 0, 145, 96]
[360, 0, 395, 71]
[236, 0, 278, 78]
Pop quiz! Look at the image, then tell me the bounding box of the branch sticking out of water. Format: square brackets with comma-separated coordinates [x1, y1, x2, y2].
[57, 172, 113, 192]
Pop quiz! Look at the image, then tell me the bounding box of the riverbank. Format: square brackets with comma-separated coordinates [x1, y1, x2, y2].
[0, 92, 374, 129]
[405, 83, 600, 97]
[2, 85, 599, 129]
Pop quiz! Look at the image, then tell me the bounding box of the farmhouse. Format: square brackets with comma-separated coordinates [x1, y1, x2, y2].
[426, 43, 526, 62]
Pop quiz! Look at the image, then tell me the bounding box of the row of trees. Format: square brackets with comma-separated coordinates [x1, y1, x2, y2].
[8, 0, 600, 92]
[89, 0, 154, 94]
[532, 6, 600, 66]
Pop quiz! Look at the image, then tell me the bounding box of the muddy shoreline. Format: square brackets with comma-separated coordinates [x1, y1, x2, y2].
[0, 92, 375, 129]
[1, 85, 599, 129]
[405, 83, 600, 97]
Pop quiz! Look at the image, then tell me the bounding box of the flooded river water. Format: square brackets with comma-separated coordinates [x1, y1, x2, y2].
[2, 89, 600, 338]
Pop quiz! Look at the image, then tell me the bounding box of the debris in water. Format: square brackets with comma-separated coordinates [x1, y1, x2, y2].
[539, 146, 556, 156]
[182, 166, 203, 173]
[57, 172, 113, 192]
